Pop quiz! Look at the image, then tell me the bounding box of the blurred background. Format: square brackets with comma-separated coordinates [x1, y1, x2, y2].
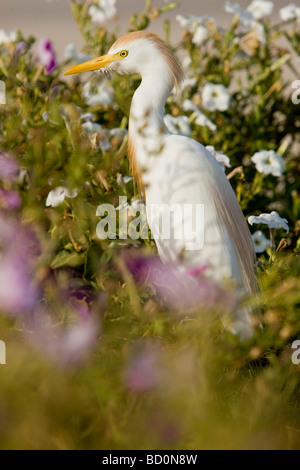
[1, 0, 291, 58]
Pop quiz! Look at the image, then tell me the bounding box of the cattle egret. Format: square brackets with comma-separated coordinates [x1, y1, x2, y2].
[65, 31, 258, 336]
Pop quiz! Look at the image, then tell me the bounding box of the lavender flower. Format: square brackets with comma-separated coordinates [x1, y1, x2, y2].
[37, 38, 57, 74]
[125, 341, 162, 393]
[0, 189, 21, 211]
[125, 254, 238, 312]
[0, 152, 19, 181]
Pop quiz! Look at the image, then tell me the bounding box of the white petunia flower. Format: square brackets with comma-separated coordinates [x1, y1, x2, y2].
[83, 80, 114, 106]
[225, 1, 266, 44]
[164, 115, 192, 137]
[0, 29, 17, 45]
[248, 211, 289, 232]
[247, 0, 274, 20]
[183, 99, 217, 131]
[279, 3, 300, 21]
[202, 83, 232, 112]
[251, 150, 284, 177]
[251, 230, 271, 253]
[176, 14, 217, 46]
[88, 0, 117, 24]
[225, 2, 253, 22]
[46, 187, 78, 207]
[206, 146, 231, 171]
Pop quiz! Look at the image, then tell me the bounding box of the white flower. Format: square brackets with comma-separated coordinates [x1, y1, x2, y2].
[181, 77, 197, 89]
[225, 2, 253, 22]
[248, 211, 289, 232]
[0, 29, 17, 45]
[88, 0, 117, 24]
[202, 83, 231, 112]
[251, 150, 284, 177]
[176, 14, 217, 46]
[251, 230, 271, 253]
[46, 187, 78, 207]
[183, 99, 217, 131]
[247, 0, 274, 20]
[83, 80, 114, 106]
[164, 115, 192, 137]
[225, 1, 266, 44]
[64, 43, 91, 64]
[279, 3, 300, 21]
[206, 146, 231, 171]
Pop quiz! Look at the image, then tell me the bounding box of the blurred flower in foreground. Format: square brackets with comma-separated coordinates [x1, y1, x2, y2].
[248, 211, 289, 232]
[125, 341, 162, 393]
[46, 187, 78, 207]
[183, 99, 217, 131]
[176, 14, 217, 46]
[251, 150, 284, 177]
[88, 0, 117, 24]
[279, 3, 300, 22]
[0, 216, 39, 314]
[206, 145, 231, 171]
[0, 152, 19, 181]
[164, 114, 191, 137]
[0, 29, 17, 45]
[251, 230, 271, 253]
[0, 189, 21, 211]
[247, 0, 274, 20]
[202, 83, 231, 112]
[27, 310, 100, 367]
[125, 254, 238, 312]
[37, 38, 57, 74]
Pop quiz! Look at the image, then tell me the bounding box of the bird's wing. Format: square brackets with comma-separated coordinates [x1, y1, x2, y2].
[144, 134, 258, 297]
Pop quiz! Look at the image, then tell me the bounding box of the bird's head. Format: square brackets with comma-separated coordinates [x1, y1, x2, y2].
[64, 31, 184, 92]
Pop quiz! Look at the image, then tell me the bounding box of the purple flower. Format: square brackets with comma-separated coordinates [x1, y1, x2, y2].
[37, 38, 57, 74]
[125, 341, 162, 393]
[0, 152, 19, 181]
[26, 308, 100, 367]
[125, 254, 238, 312]
[0, 215, 40, 314]
[0, 254, 37, 314]
[14, 41, 28, 56]
[0, 189, 21, 211]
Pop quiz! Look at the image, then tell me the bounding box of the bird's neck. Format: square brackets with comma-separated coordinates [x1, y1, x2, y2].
[128, 75, 172, 198]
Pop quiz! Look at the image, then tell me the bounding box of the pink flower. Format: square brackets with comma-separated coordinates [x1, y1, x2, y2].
[125, 341, 162, 393]
[37, 38, 57, 74]
[125, 254, 238, 312]
[0, 189, 21, 211]
[0, 151, 19, 181]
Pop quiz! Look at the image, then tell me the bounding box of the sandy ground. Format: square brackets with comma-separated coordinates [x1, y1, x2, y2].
[1, 0, 290, 58]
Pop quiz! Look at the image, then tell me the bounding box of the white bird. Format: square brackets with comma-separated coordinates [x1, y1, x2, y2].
[65, 31, 258, 336]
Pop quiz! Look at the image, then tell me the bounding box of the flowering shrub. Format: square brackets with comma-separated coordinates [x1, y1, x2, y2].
[0, 0, 299, 450]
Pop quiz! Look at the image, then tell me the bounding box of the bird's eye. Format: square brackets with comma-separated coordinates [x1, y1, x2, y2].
[119, 50, 128, 58]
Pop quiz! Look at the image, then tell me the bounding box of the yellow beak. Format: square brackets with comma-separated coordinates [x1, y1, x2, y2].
[64, 54, 116, 76]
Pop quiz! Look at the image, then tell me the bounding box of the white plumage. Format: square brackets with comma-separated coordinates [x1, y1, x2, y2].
[65, 31, 258, 336]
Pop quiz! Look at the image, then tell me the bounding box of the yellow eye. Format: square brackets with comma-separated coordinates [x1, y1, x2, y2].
[119, 50, 128, 58]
